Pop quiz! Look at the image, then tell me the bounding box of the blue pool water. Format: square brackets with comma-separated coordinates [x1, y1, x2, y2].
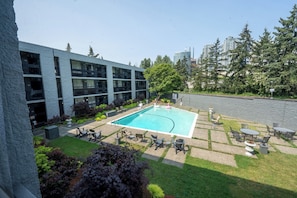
[110, 106, 198, 138]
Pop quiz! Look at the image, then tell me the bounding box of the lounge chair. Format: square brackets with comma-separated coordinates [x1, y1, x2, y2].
[150, 135, 164, 150]
[135, 133, 145, 142]
[88, 129, 102, 142]
[174, 139, 185, 154]
[76, 127, 88, 138]
[211, 115, 221, 128]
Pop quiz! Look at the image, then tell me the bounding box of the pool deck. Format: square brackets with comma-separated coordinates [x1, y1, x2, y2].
[36, 103, 297, 168]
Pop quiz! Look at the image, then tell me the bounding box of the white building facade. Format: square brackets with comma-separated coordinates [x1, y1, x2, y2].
[19, 41, 148, 126]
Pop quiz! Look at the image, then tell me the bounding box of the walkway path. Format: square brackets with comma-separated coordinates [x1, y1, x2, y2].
[37, 104, 297, 168]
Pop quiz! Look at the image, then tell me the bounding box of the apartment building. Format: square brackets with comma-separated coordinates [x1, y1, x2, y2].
[19, 41, 148, 126]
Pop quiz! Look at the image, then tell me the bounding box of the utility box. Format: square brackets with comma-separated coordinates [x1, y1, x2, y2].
[45, 125, 59, 140]
[259, 143, 268, 154]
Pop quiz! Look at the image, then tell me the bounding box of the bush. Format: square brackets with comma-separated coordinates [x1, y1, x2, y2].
[147, 184, 165, 198]
[34, 146, 54, 176]
[66, 143, 150, 198]
[40, 149, 80, 198]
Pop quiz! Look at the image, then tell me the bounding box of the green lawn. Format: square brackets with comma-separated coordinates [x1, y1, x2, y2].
[48, 136, 99, 160]
[48, 134, 297, 198]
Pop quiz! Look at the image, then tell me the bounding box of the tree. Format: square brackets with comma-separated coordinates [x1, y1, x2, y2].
[140, 58, 152, 69]
[225, 24, 254, 94]
[153, 55, 173, 66]
[252, 28, 275, 95]
[66, 43, 72, 52]
[272, 4, 297, 96]
[88, 46, 99, 58]
[66, 144, 149, 198]
[208, 38, 223, 91]
[173, 57, 188, 90]
[144, 63, 182, 98]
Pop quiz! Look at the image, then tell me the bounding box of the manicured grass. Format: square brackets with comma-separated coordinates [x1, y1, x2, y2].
[48, 136, 98, 160]
[48, 133, 297, 197]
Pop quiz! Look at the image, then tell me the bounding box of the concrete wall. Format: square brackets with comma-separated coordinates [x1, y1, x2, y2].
[178, 93, 297, 130]
[0, 0, 41, 197]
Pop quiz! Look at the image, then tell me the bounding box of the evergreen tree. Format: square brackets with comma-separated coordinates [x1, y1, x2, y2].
[272, 4, 297, 96]
[208, 38, 222, 91]
[174, 57, 188, 90]
[226, 24, 254, 94]
[140, 58, 152, 69]
[252, 28, 275, 96]
[153, 55, 172, 66]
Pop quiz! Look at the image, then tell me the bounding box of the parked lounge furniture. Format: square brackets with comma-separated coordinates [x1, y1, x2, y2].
[174, 139, 185, 154]
[150, 135, 164, 150]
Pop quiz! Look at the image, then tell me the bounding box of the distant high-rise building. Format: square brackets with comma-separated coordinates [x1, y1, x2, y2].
[173, 48, 192, 74]
[221, 36, 237, 68]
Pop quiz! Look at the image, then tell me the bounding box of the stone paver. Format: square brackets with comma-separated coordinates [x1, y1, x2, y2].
[211, 131, 229, 144]
[273, 145, 297, 155]
[191, 147, 237, 167]
[192, 128, 208, 140]
[162, 147, 186, 168]
[269, 136, 292, 146]
[142, 145, 166, 161]
[212, 142, 257, 158]
[186, 138, 209, 149]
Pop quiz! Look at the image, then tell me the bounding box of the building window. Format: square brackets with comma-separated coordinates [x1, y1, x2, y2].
[71, 60, 106, 78]
[135, 71, 145, 80]
[20, 51, 41, 75]
[113, 67, 131, 79]
[56, 78, 62, 98]
[24, 77, 44, 100]
[54, 56, 60, 76]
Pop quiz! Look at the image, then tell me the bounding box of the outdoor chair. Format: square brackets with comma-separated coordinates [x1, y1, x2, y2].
[272, 123, 282, 138]
[211, 115, 221, 128]
[88, 129, 102, 142]
[76, 127, 88, 138]
[266, 125, 275, 136]
[150, 135, 164, 150]
[121, 129, 134, 139]
[230, 127, 244, 142]
[255, 135, 271, 145]
[174, 139, 185, 154]
[241, 123, 249, 129]
[135, 133, 145, 142]
[284, 132, 295, 141]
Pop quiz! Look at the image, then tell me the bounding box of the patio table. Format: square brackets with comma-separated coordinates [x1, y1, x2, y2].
[273, 127, 295, 134]
[240, 128, 259, 141]
[273, 127, 295, 140]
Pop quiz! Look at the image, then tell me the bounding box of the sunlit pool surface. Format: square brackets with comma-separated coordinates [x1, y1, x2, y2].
[110, 105, 198, 138]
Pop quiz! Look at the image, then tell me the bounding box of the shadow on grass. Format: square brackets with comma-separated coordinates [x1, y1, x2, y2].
[143, 154, 297, 198]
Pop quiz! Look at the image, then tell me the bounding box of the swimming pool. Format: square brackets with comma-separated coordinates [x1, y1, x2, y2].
[110, 105, 198, 138]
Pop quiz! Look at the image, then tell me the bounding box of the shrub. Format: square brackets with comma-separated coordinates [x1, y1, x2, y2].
[72, 102, 90, 117]
[33, 136, 46, 147]
[66, 143, 150, 198]
[40, 149, 80, 198]
[95, 117, 101, 121]
[147, 184, 165, 198]
[34, 146, 54, 176]
[100, 115, 107, 119]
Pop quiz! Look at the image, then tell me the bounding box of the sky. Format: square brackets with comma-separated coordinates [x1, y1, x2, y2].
[14, 0, 296, 66]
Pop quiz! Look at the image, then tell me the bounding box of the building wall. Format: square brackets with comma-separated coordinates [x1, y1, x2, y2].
[19, 41, 147, 121]
[0, 0, 41, 197]
[179, 93, 297, 129]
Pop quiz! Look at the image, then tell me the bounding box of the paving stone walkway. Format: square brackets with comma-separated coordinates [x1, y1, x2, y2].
[39, 104, 297, 169]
